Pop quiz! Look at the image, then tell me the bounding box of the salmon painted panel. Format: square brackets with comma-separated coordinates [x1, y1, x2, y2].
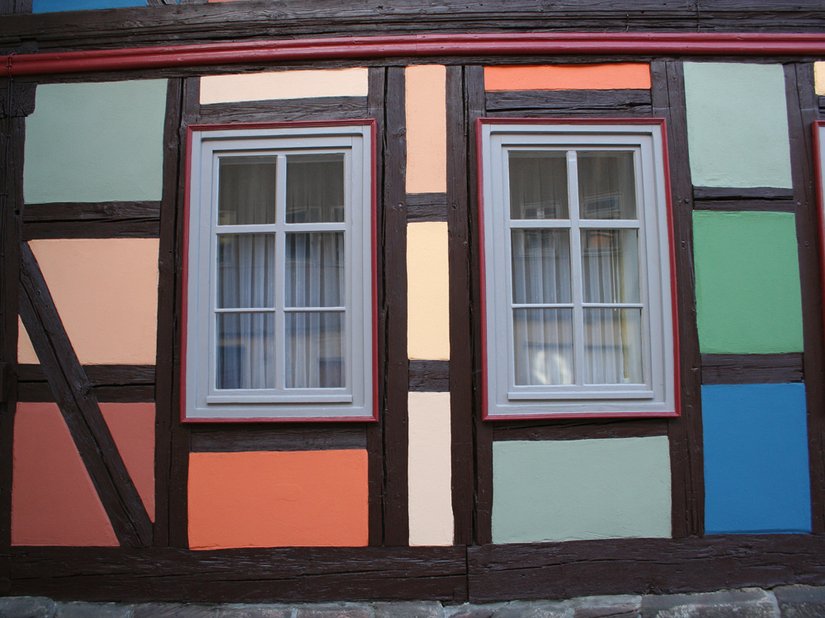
[188, 450, 369, 549]
[484, 64, 651, 91]
[11, 402, 156, 545]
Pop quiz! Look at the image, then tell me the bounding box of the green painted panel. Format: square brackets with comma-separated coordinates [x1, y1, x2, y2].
[492, 437, 671, 544]
[694, 211, 803, 354]
[684, 62, 791, 189]
[24, 80, 167, 203]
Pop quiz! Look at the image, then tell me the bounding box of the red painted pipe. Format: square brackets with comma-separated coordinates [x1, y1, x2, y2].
[5, 32, 825, 76]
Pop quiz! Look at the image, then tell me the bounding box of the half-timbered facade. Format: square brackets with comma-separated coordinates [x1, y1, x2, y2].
[2, 0, 825, 603]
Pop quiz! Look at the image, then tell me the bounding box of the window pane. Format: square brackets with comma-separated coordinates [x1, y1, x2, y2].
[286, 311, 344, 388]
[581, 229, 640, 303]
[513, 308, 574, 385]
[578, 151, 637, 219]
[218, 157, 277, 225]
[508, 151, 569, 219]
[286, 232, 344, 308]
[584, 308, 643, 384]
[216, 312, 276, 389]
[511, 229, 572, 304]
[217, 234, 276, 309]
[287, 154, 345, 223]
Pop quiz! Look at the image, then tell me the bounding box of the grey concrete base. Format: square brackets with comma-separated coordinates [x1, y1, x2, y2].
[3, 587, 825, 617]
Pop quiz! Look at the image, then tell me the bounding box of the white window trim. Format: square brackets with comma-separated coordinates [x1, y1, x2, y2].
[183, 122, 375, 422]
[479, 119, 678, 419]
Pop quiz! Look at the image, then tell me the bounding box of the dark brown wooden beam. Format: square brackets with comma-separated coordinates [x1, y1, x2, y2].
[9, 546, 467, 603]
[406, 193, 448, 222]
[22, 202, 161, 239]
[19, 242, 152, 547]
[493, 418, 668, 441]
[409, 360, 449, 392]
[485, 89, 652, 115]
[701, 353, 804, 384]
[17, 364, 155, 403]
[5, 2, 825, 54]
[366, 66, 386, 548]
[190, 424, 367, 453]
[197, 96, 369, 124]
[0, 112, 25, 556]
[378, 66, 409, 547]
[693, 186, 795, 201]
[651, 59, 705, 539]
[468, 535, 825, 603]
[0, 81, 35, 118]
[154, 76, 189, 549]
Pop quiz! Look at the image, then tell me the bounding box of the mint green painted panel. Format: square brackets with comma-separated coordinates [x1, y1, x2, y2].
[684, 62, 791, 189]
[24, 80, 167, 203]
[694, 211, 803, 354]
[492, 437, 671, 544]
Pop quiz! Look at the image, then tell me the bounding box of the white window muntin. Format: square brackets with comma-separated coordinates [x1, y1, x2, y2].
[481, 122, 675, 418]
[186, 125, 373, 421]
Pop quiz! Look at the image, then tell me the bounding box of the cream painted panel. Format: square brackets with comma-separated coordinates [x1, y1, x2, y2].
[408, 392, 453, 546]
[200, 68, 369, 104]
[28, 239, 159, 365]
[405, 65, 447, 194]
[407, 222, 450, 360]
[17, 318, 37, 365]
[816, 62, 825, 96]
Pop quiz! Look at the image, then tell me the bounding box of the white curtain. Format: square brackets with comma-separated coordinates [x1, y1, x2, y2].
[216, 234, 277, 390]
[511, 229, 573, 385]
[285, 232, 345, 388]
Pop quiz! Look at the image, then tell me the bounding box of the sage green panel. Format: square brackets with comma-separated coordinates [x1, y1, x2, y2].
[492, 437, 671, 544]
[684, 62, 791, 189]
[24, 80, 167, 203]
[694, 211, 803, 354]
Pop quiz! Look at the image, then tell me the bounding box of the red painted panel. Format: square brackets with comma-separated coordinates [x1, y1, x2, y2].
[100, 403, 155, 522]
[11, 402, 118, 546]
[188, 450, 369, 549]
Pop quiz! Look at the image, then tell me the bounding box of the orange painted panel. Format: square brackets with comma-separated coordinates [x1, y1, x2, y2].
[484, 63, 651, 91]
[12, 402, 118, 546]
[100, 403, 155, 521]
[188, 450, 369, 549]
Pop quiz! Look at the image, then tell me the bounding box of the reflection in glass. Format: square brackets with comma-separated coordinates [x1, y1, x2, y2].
[217, 234, 276, 309]
[286, 232, 344, 308]
[513, 308, 574, 385]
[511, 229, 572, 304]
[578, 151, 637, 219]
[584, 308, 642, 384]
[508, 151, 569, 219]
[287, 154, 345, 223]
[218, 157, 277, 225]
[581, 229, 640, 303]
[216, 312, 276, 389]
[286, 312, 344, 388]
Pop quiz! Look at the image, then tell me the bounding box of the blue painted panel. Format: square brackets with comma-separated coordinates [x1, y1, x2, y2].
[33, 0, 146, 12]
[703, 383, 811, 534]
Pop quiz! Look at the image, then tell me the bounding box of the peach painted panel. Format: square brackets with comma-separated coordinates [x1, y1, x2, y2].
[408, 392, 453, 546]
[12, 402, 118, 546]
[816, 62, 825, 96]
[188, 450, 369, 549]
[407, 222, 450, 360]
[484, 64, 651, 91]
[100, 403, 155, 521]
[200, 68, 369, 104]
[17, 318, 37, 364]
[25, 239, 158, 365]
[405, 65, 447, 193]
